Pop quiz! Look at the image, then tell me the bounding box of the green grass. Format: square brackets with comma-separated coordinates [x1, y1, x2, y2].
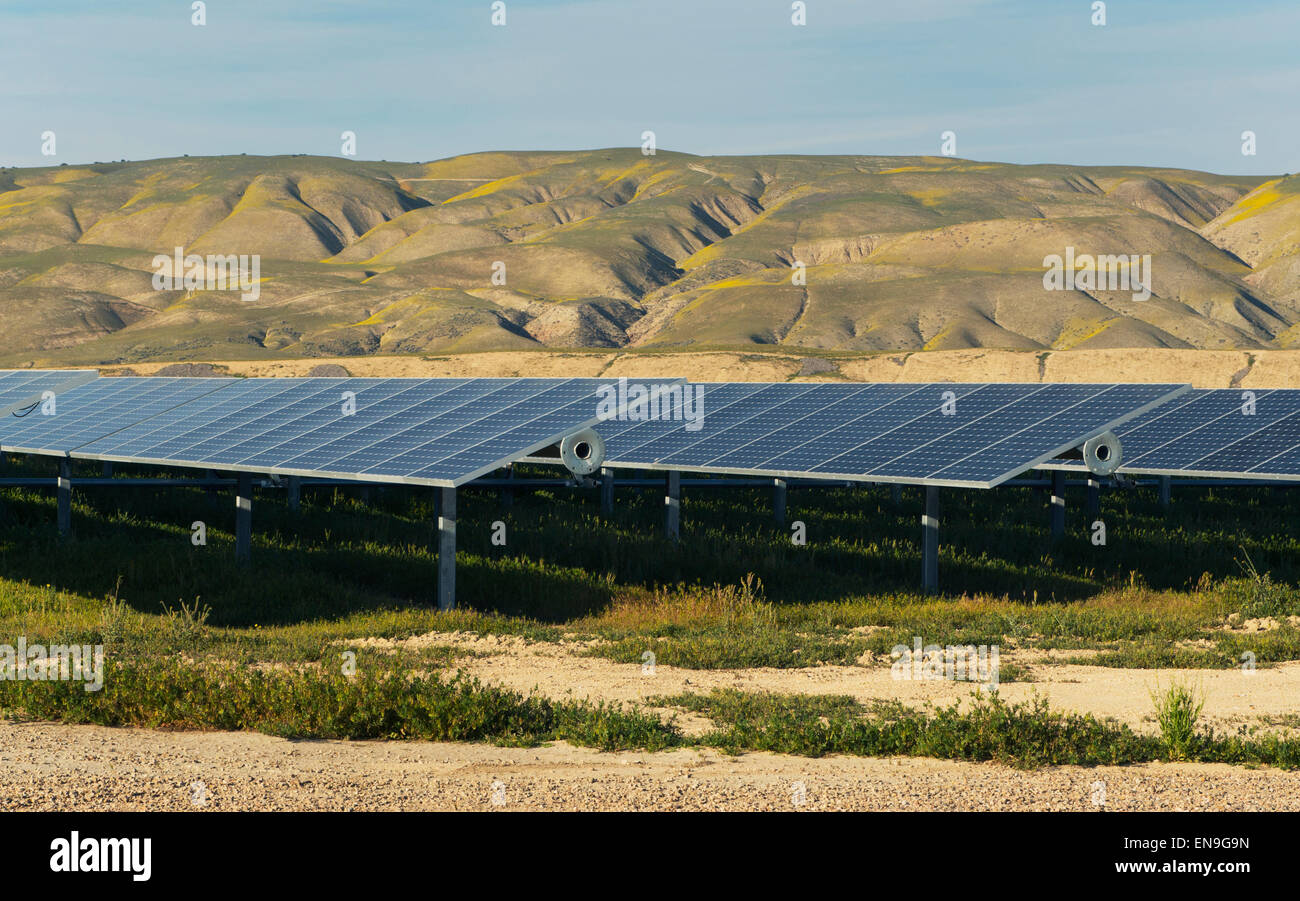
[668, 688, 1158, 765]
[5, 658, 1298, 770]
[3, 460, 1300, 674]
[656, 687, 1300, 769]
[0, 658, 679, 751]
[1064, 624, 1300, 670]
[1152, 679, 1205, 760]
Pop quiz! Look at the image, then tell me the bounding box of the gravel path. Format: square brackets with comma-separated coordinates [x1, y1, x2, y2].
[4, 719, 1298, 812]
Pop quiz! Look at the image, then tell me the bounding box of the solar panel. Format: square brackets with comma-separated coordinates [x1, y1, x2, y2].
[0, 369, 98, 417]
[0, 377, 233, 455]
[2, 375, 684, 487]
[594, 382, 1189, 488]
[1043, 388, 1300, 480]
[211, 379, 470, 469]
[82, 378, 387, 461]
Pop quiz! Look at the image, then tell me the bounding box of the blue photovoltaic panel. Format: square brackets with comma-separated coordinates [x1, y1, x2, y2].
[402, 386, 647, 483]
[83, 379, 388, 462]
[283, 379, 541, 476]
[0, 369, 97, 417]
[709, 384, 922, 470]
[594, 383, 767, 462]
[6, 374, 684, 487]
[0, 377, 140, 448]
[220, 379, 473, 469]
[1045, 388, 1300, 480]
[0, 377, 233, 455]
[928, 384, 1183, 482]
[596, 382, 1189, 488]
[782, 383, 1005, 475]
[607, 383, 790, 465]
[282, 378, 676, 484]
[1, 372, 1191, 488]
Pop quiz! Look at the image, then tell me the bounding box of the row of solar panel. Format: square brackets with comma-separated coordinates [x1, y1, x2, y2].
[0, 374, 682, 487]
[0, 371, 1189, 489]
[1045, 388, 1300, 480]
[11, 371, 1300, 487]
[588, 382, 1187, 486]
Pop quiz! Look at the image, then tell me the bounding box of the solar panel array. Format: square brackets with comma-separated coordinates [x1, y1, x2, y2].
[0, 376, 675, 487]
[1044, 388, 1300, 480]
[0, 369, 97, 416]
[1, 373, 1227, 488]
[591, 382, 1189, 488]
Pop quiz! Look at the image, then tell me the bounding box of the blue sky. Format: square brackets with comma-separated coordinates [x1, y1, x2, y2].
[2, 0, 1296, 174]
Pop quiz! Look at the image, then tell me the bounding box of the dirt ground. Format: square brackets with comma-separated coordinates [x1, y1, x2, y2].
[389, 631, 1300, 738]
[8, 632, 1299, 812]
[5, 719, 1298, 812]
[114, 348, 1300, 388]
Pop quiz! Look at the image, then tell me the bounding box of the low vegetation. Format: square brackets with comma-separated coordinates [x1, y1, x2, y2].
[3, 458, 1300, 768]
[0, 659, 678, 750]
[4, 661, 1296, 770]
[663, 685, 1300, 769]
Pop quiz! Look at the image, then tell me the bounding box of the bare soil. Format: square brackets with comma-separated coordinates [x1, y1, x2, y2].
[5, 719, 1298, 812]
[9, 633, 1300, 811]
[114, 348, 1300, 388]
[373, 631, 1300, 738]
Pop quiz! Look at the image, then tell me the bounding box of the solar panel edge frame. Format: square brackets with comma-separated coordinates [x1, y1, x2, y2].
[1043, 462, 1300, 482]
[595, 459, 995, 489]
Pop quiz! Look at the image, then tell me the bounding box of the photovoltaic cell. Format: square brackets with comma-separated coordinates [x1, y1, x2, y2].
[601, 383, 772, 464]
[266, 379, 541, 476]
[706, 384, 921, 471]
[80, 379, 313, 459]
[801, 384, 1019, 475]
[404, 390, 638, 483]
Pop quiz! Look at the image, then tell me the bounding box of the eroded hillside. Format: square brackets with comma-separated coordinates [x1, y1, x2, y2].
[0, 151, 1295, 365]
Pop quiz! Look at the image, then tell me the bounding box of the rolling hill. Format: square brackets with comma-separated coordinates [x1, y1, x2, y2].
[0, 150, 1296, 365]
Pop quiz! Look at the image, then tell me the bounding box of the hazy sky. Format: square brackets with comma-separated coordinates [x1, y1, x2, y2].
[2, 0, 1296, 173]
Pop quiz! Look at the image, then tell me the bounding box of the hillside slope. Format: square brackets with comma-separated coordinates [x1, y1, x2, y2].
[0, 151, 1294, 365]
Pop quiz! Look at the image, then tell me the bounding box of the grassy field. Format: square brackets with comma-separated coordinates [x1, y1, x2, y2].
[2, 454, 1299, 767]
